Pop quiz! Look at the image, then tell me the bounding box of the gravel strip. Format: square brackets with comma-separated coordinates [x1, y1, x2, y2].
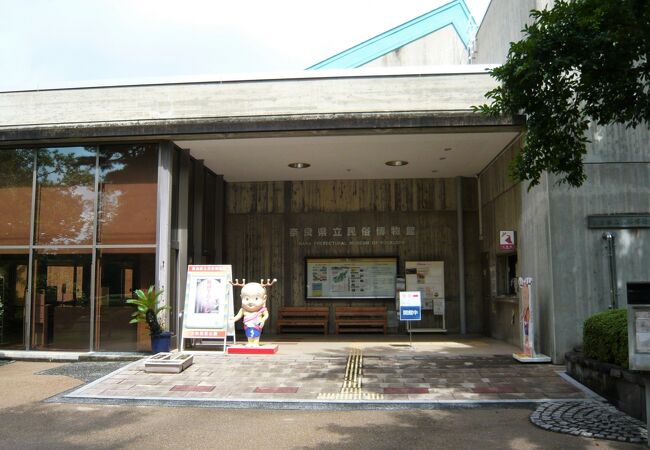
[37, 361, 130, 382]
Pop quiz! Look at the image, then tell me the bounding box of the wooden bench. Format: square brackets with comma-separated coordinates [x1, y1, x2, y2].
[276, 307, 329, 334]
[334, 306, 388, 334]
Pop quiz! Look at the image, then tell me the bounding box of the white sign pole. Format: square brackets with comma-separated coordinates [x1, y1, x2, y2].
[399, 291, 422, 348]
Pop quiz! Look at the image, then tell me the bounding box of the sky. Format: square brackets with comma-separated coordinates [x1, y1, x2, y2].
[0, 0, 491, 91]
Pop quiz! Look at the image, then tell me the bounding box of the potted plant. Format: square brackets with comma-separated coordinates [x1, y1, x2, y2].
[127, 286, 172, 353]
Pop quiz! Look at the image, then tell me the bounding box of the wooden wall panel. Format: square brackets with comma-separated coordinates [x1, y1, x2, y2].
[225, 178, 483, 334]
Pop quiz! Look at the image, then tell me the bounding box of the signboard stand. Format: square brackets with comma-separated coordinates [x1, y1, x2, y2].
[513, 277, 551, 363]
[399, 291, 422, 348]
[180, 265, 235, 354]
[404, 261, 446, 333]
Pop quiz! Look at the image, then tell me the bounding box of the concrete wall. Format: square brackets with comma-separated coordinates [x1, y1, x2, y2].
[479, 139, 522, 347]
[473, 0, 554, 64]
[364, 26, 468, 67]
[519, 173, 555, 359]
[474, 0, 650, 362]
[547, 124, 650, 361]
[479, 137, 557, 358]
[473, 0, 536, 64]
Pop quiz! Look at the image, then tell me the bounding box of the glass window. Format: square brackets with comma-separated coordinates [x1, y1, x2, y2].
[0, 250, 29, 349]
[0, 142, 163, 352]
[98, 144, 158, 244]
[0, 149, 34, 245]
[497, 254, 518, 296]
[35, 147, 96, 245]
[31, 249, 92, 351]
[95, 248, 156, 351]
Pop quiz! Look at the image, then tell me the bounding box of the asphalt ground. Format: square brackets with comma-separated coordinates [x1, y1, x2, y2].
[0, 336, 646, 449]
[0, 360, 644, 450]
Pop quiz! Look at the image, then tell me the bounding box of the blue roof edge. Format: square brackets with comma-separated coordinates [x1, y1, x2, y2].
[307, 0, 477, 70]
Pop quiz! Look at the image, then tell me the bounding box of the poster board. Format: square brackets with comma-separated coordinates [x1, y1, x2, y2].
[306, 257, 397, 299]
[405, 261, 446, 332]
[180, 265, 235, 351]
[405, 261, 444, 309]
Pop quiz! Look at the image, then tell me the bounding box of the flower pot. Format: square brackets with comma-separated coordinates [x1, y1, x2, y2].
[150, 331, 173, 353]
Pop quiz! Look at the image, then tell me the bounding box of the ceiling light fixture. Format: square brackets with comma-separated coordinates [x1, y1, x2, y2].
[288, 162, 310, 169]
[439, 157, 447, 161]
[444, 147, 452, 152]
[385, 160, 408, 166]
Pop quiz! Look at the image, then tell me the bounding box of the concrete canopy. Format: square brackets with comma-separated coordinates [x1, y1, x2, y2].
[176, 131, 519, 182]
[0, 67, 522, 178]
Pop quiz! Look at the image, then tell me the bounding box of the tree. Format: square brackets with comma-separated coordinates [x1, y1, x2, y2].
[475, 0, 649, 188]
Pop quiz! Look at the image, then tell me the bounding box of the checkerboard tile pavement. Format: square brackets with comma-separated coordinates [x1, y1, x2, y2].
[66, 353, 588, 403]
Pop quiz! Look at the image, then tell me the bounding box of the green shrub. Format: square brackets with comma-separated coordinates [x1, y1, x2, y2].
[583, 309, 628, 368]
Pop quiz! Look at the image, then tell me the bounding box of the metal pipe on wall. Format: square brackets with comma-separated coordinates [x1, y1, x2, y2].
[476, 174, 483, 241]
[602, 232, 618, 309]
[457, 177, 467, 334]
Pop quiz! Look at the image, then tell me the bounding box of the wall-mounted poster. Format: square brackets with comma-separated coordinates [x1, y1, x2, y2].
[306, 257, 397, 299]
[405, 261, 446, 332]
[405, 261, 444, 309]
[181, 265, 235, 349]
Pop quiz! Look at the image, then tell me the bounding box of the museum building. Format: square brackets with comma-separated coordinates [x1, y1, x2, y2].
[0, 0, 648, 361]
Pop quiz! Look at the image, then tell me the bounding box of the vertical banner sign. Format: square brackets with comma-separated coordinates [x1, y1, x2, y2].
[399, 291, 422, 321]
[181, 265, 235, 350]
[520, 277, 533, 356]
[513, 277, 551, 363]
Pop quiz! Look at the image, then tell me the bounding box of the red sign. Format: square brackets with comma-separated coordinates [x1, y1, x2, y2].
[499, 231, 516, 251]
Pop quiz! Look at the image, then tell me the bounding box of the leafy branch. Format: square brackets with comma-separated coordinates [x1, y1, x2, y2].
[474, 0, 649, 188]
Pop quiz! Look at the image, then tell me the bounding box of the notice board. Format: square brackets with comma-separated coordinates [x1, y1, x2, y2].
[306, 257, 397, 299]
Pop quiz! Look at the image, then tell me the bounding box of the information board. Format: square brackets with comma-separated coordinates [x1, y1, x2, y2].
[181, 265, 235, 350]
[306, 257, 397, 299]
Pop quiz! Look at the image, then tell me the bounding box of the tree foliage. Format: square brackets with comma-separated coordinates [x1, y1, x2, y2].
[475, 0, 650, 187]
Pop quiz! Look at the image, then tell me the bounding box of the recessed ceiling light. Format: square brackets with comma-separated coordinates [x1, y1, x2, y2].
[439, 157, 447, 160]
[444, 147, 452, 152]
[385, 160, 408, 166]
[288, 162, 310, 169]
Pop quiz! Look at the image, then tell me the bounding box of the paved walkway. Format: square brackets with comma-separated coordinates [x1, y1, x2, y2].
[61, 336, 589, 406]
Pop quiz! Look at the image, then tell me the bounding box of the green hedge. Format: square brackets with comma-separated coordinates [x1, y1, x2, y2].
[583, 309, 628, 368]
